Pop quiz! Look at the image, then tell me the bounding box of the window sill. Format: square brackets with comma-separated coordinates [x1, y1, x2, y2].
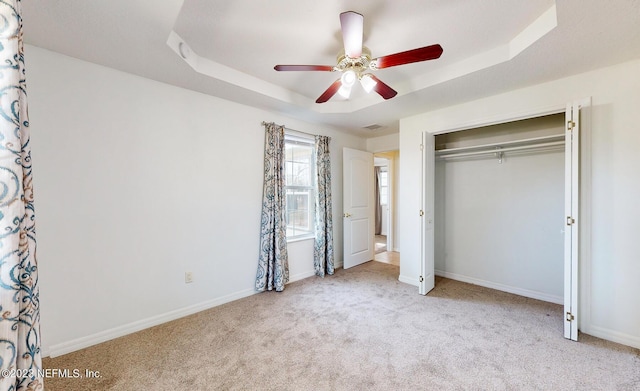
[287, 235, 315, 244]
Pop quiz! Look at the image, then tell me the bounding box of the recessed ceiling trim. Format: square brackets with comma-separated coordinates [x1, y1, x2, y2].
[397, 3, 558, 96]
[167, 31, 311, 108]
[510, 4, 557, 57]
[167, 3, 557, 115]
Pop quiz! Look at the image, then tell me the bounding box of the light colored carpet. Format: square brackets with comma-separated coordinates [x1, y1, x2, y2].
[43, 261, 639, 390]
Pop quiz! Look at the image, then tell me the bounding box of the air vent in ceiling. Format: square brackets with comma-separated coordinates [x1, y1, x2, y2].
[364, 124, 383, 131]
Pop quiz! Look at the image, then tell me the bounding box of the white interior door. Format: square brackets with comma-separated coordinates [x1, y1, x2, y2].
[564, 101, 583, 341]
[420, 133, 435, 294]
[343, 148, 374, 269]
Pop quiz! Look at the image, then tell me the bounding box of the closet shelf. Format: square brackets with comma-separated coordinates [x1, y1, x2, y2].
[436, 134, 565, 160]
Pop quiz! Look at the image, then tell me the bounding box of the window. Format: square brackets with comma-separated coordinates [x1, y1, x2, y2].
[379, 168, 388, 206]
[284, 135, 315, 240]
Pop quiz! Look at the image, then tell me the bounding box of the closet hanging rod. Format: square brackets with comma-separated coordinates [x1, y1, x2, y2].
[435, 134, 564, 155]
[437, 141, 564, 159]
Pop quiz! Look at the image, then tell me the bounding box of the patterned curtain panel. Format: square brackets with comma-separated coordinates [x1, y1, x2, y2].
[255, 123, 289, 292]
[0, 1, 44, 390]
[313, 135, 334, 277]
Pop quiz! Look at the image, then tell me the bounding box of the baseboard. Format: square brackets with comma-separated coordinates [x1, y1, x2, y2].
[398, 274, 419, 287]
[581, 324, 640, 350]
[45, 268, 323, 358]
[435, 270, 563, 304]
[288, 270, 316, 283]
[46, 287, 258, 358]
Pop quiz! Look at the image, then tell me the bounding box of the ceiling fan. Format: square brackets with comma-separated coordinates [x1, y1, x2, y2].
[274, 11, 443, 104]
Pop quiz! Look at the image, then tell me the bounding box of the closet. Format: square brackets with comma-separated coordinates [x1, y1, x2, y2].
[433, 113, 566, 304]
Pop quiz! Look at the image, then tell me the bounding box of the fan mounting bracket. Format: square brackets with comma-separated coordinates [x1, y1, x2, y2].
[336, 46, 374, 76]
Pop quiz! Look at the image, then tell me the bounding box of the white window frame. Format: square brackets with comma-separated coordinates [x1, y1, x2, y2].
[379, 167, 388, 206]
[284, 133, 316, 241]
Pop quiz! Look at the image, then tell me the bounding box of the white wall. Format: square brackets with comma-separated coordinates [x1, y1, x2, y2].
[366, 132, 399, 152]
[392, 152, 399, 251]
[26, 46, 365, 356]
[399, 59, 640, 349]
[434, 118, 565, 303]
[434, 116, 565, 303]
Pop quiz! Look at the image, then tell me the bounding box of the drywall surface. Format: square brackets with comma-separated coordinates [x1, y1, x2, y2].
[400, 59, 640, 348]
[434, 116, 565, 303]
[366, 132, 399, 152]
[434, 122, 564, 302]
[26, 45, 365, 356]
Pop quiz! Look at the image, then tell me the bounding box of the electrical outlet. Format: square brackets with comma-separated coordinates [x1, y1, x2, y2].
[185, 271, 193, 284]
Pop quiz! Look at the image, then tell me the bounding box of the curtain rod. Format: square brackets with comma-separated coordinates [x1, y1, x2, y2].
[261, 121, 319, 139]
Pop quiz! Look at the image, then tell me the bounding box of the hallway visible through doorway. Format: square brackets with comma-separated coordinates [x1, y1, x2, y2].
[375, 234, 387, 253]
[374, 250, 399, 266]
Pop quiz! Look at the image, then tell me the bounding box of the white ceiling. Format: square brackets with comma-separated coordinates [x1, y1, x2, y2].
[22, 1, 640, 137]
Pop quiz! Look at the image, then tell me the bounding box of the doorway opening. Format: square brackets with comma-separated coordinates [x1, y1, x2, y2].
[420, 98, 589, 341]
[374, 151, 399, 267]
[433, 113, 565, 303]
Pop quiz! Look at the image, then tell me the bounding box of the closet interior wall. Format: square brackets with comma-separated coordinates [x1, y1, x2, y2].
[434, 113, 566, 303]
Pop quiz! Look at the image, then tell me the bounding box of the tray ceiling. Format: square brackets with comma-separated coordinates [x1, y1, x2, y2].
[22, 0, 640, 137]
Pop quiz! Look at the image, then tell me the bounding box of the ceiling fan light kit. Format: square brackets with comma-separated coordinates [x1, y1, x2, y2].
[274, 11, 443, 104]
[359, 73, 377, 93]
[338, 70, 356, 98]
[341, 70, 357, 88]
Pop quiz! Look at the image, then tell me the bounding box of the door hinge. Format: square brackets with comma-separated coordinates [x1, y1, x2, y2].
[566, 216, 575, 226]
[566, 312, 575, 322]
[567, 120, 575, 131]
[420, 144, 424, 151]
[419, 275, 424, 282]
[419, 209, 424, 216]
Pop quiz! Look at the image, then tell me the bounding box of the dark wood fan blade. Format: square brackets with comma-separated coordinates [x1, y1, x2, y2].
[316, 79, 343, 103]
[375, 44, 443, 69]
[274, 65, 335, 72]
[340, 11, 363, 58]
[369, 75, 397, 100]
